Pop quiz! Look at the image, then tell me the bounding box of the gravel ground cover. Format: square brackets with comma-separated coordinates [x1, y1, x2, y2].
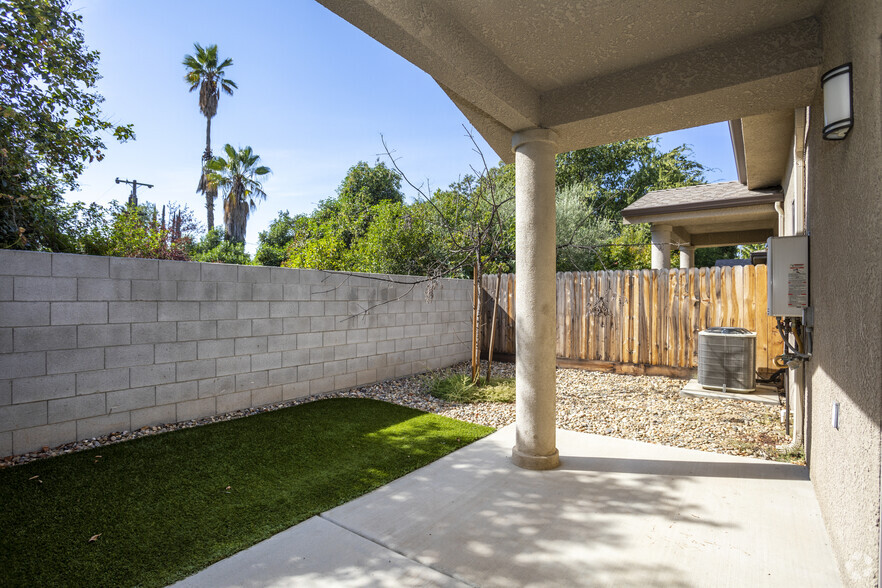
[2, 360, 799, 468]
[429, 361, 798, 463]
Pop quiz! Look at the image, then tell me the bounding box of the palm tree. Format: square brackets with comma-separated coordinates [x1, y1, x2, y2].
[182, 43, 237, 230]
[206, 144, 271, 244]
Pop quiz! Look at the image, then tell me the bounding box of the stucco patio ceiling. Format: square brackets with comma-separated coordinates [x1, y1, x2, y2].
[621, 181, 782, 247]
[731, 111, 797, 190]
[317, 0, 823, 160]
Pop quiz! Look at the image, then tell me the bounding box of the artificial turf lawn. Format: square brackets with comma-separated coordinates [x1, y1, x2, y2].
[0, 398, 494, 587]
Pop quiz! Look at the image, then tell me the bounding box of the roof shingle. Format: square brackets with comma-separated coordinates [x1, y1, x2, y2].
[622, 181, 783, 218]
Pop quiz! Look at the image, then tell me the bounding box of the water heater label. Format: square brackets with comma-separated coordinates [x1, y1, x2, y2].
[788, 263, 808, 308]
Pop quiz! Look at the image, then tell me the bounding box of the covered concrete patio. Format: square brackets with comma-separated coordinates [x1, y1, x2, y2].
[177, 425, 840, 587]
[315, 0, 824, 471]
[312, 1, 881, 579]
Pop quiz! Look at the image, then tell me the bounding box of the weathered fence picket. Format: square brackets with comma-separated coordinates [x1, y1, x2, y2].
[482, 266, 783, 374]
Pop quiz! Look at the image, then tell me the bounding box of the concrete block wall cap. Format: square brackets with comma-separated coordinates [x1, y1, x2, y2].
[511, 128, 559, 152]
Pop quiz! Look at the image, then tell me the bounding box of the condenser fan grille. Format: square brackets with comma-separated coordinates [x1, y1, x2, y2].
[697, 327, 756, 392]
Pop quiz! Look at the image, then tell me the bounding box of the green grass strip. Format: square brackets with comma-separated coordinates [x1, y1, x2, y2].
[430, 373, 516, 404]
[0, 398, 493, 587]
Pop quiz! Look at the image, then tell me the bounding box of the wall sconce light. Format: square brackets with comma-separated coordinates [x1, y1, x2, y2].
[821, 63, 853, 140]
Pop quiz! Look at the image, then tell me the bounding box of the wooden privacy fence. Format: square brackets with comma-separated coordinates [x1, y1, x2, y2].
[481, 265, 783, 376]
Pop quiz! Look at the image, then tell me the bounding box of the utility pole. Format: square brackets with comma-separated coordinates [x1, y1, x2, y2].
[115, 177, 153, 207]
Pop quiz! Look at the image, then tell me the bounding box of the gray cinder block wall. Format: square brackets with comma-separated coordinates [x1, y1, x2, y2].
[0, 250, 473, 457]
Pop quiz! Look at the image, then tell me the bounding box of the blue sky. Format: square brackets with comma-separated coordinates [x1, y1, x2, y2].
[67, 0, 737, 252]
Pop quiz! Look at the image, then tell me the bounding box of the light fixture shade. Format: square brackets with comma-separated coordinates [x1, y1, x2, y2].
[821, 63, 853, 140]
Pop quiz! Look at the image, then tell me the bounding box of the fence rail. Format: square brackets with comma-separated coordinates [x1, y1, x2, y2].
[482, 265, 782, 373]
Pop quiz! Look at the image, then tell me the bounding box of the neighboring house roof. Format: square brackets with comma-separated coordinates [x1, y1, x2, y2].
[621, 182, 783, 220]
[620, 181, 783, 248]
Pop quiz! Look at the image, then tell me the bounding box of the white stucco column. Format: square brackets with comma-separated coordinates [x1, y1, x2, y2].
[678, 245, 695, 269]
[650, 224, 672, 270]
[511, 128, 560, 470]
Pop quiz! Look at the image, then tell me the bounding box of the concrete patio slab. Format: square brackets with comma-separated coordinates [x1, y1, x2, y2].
[176, 425, 840, 587]
[326, 425, 839, 587]
[680, 378, 782, 406]
[172, 516, 466, 588]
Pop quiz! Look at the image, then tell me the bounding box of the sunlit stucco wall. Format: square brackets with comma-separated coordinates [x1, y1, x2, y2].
[806, 0, 882, 584]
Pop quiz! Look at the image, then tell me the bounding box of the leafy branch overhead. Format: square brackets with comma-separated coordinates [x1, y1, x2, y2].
[0, 0, 134, 248]
[275, 132, 713, 278]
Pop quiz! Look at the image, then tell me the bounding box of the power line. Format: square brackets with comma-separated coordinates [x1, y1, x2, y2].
[115, 177, 153, 207]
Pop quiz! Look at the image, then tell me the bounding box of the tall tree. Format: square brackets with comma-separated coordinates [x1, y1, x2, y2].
[206, 144, 271, 244]
[326, 160, 404, 247]
[555, 137, 707, 219]
[0, 0, 134, 249]
[554, 183, 614, 271]
[254, 211, 303, 266]
[182, 43, 237, 230]
[283, 161, 406, 269]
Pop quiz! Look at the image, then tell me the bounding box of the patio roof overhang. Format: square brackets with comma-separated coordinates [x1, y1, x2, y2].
[316, 0, 823, 161]
[621, 182, 783, 248]
[314, 0, 826, 469]
[731, 110, 797, 190]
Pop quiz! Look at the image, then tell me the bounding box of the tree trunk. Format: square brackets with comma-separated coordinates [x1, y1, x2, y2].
[471, 260, 483, 384]
[205, 114, 211, 156]
[203, 116, 214, 230]
[471, 267, 478, 382]
[224, 187, 248, 244]
[484, 271, 502, 384]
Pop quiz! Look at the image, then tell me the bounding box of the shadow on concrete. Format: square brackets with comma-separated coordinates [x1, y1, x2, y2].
[178, 426, 840, 587]
[321, 434, 717, 587]
[560, 454, 809, 480]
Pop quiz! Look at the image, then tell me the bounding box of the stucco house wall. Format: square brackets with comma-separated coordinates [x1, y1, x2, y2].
[0, 250, 472, 458]
[806, 0, 882, 584]
[776, 109, 810, 456]
[781, 109, 808, 239]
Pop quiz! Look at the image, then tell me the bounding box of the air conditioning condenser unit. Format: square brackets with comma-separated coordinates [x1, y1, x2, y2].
[697, 327, 756, 393]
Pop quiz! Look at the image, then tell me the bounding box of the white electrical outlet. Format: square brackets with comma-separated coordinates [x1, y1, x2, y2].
[832, 402, 840, 430]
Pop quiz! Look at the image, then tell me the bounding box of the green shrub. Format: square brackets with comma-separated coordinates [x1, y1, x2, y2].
[189, 227, 252, 264]
[429, 374, 516, 404]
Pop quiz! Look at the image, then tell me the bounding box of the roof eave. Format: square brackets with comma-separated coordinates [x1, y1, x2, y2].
[622, 192, 784, 222]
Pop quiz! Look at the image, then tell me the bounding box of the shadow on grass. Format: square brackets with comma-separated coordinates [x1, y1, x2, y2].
[0, 398, 493, 588]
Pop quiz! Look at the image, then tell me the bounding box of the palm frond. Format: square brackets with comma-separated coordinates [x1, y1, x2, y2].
[199, 44, 218, 69]
[182, 55, 202, 69]
[206, 157, 228, 171]
[209, 144, 272, 243]
[183, 44, 235, 104]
